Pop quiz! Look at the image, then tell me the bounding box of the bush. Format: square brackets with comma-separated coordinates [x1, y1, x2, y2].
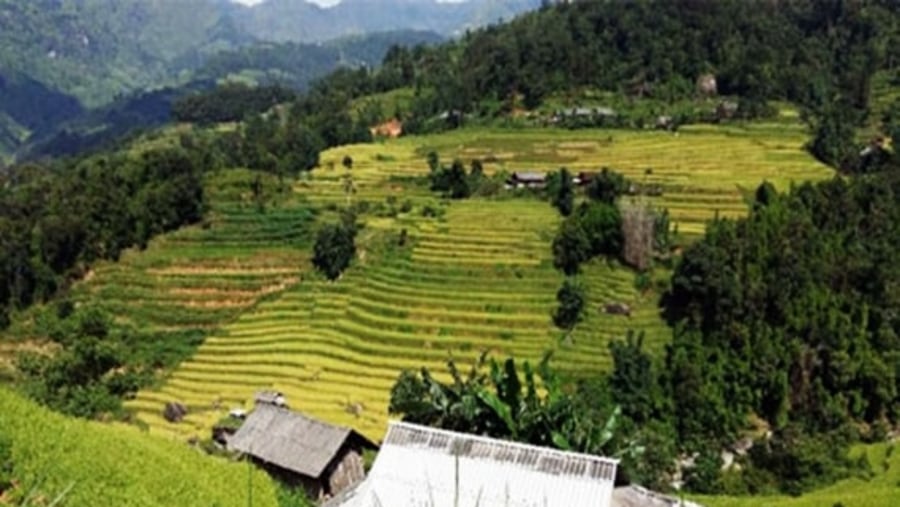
[747, 425, 860, 495]
[552, 217, 591, 275]
[553, 279, 585, 330]
[312, 220, 357, 280]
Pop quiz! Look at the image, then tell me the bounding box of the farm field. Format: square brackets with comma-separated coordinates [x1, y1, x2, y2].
[125, 123, 833, 441]
[5, 170, 316, 343]
[128, 198, 662, 440]
[0, 388, 278, 507]
[314, 123, 832, 236]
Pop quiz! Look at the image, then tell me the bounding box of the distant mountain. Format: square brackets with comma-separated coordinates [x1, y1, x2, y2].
[14, 30, 444, 162]
[0, 0, 249, 108]
[234, 0, 542, 43]
[0, 0, 537, 161]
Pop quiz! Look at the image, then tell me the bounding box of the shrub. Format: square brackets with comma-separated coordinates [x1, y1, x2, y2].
[553, 279, 585, 330]
[551, 168, 575, 216]
[552, 217, 591, 275]
[312, 221, 357, 280]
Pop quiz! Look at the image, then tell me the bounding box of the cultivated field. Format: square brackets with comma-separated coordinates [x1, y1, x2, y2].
[314, 123, 831, 236]
[0, 388, 278, 507]
[124, 122, 831, 441]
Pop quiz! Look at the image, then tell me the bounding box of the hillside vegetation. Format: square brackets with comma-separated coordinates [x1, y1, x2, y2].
[0, 388, 278, 507]
[0, 0, 897, 503]
[108, 119, 833, 441]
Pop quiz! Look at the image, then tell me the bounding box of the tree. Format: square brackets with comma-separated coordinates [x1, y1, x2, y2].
[609, 331, 665, 425]
[312, 221, 357, 280]
[577, 201, 623, 257]
[586, 168, 628, 204]
[553, 278, 585, 330]
[389, 354, 640, 459]
[426, 151, 440, 173]
[552, 168, 575, 216]
[552, 217, 591, 275]
[447, 159, 471, 199]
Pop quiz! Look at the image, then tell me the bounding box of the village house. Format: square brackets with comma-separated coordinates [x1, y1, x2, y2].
[369, 118, 403, 138]
[328, 421, 620, 507]
[227, 395, 377, 501]
[506, 171, 548, 189]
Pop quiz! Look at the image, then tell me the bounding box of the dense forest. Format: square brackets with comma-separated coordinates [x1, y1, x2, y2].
[313, 0, 897, 164]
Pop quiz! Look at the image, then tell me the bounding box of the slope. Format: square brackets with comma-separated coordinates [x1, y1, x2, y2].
[0, 388, 278, 507]
[234, 0, 541, 43]
[122, 120, 831, 441]
[699, 443, 900, 507]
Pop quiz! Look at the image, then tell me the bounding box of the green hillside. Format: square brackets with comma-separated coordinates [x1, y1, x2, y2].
[0, 388, 278, 507]
[699, 443, 900, 507]
[39, 120, 826, 441]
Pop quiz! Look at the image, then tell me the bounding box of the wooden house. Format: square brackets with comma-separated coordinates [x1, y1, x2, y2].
[370, 118, 403, 138]
[228, 401, 377, 500]
[507, 171, 548, 189]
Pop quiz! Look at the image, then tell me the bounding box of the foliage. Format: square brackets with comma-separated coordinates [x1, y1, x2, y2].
[653, 165, 900, 492]
[586, 168, 629, 205]
[745, 425, 864, 496]
[0, 145, 206, 328]
[429, 158, 472, 199]
[275, 483, 315, 507]
[312, 216, 358, 281]
[389, 354, 641, 461]
[552, 201, 623, 275]
[552, 279, 585, 330]
[608, 331, 666, 426]
[551, 216, 591, 275]
[551, 168, 575, 216]
[172, 83, 296, 125]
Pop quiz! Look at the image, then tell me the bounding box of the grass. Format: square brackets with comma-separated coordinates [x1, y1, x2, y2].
[0, 388, 278, 507]
[698, 443, 900, 507]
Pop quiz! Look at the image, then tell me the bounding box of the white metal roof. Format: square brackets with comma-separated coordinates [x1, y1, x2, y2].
[336, 421, 618, 507]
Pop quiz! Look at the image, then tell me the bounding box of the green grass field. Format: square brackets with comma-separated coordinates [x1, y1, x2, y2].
[0, 388, 278, 507]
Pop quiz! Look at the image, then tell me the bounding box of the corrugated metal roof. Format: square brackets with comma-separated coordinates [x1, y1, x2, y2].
[511, 172, 548, 182]
[339, 421, 618, 507]
[227, 404, 352, 478]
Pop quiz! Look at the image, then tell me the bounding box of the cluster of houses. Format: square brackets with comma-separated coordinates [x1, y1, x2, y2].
[214, 391, 701, 507]
[505, 170, 601, 190]
[505, 170, 663, 198]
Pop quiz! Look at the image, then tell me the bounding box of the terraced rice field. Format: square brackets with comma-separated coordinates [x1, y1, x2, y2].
[129, 199, 662, 439]
[71, 172, 314, 334]
[318, 123, 831, 236]
[90, 123, 830, 441]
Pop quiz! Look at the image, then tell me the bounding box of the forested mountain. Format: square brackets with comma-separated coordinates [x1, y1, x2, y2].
[0, 0, 247, 108]
[234, 0, 541, 43]
[13, 30, 443, 161]
[0, 0, 511, 162]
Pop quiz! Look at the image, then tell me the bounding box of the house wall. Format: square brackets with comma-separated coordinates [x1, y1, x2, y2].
[326, 448, 366, 496]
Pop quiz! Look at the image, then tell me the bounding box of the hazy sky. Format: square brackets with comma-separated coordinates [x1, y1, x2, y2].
[231, 0, 344, 5]
[231, 0, 340, 6]
[230, 0, 466, 5]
